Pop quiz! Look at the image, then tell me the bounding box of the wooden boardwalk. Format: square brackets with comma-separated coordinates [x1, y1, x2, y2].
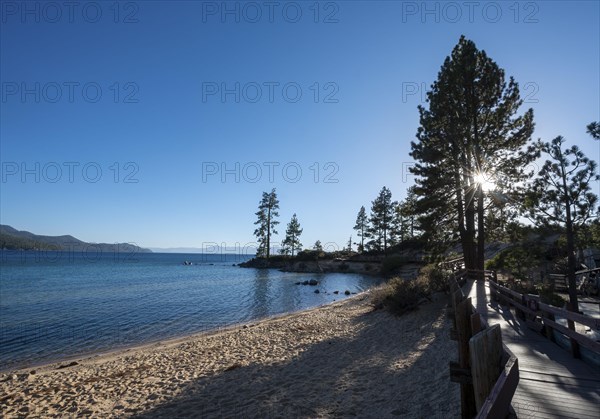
[464, 279, 600, 418]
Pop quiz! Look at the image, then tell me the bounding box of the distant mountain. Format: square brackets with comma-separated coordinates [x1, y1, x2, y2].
[0, 225, 152, 253]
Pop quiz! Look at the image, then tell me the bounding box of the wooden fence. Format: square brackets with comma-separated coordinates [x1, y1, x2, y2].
[489, 280, 600, 359]
[448, 275, 519, 418]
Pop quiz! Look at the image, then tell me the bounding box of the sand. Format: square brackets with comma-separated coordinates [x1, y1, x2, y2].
[0, 293, 460, 418]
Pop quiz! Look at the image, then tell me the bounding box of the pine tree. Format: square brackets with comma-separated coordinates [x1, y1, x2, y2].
[402, 187, 420, 239]
[347, 236, 353, 252]
[353, 206, 369, 252]
[410, 35, 534, 278]
[368, 187, 396, 253]
[313, 240, 323, 252]
[587, 121, 600, 140]
[253, 188, 279, 259]
[525, 135, 600, 314]
[391, 201, 410, 246]
[281, 213, 303, 257]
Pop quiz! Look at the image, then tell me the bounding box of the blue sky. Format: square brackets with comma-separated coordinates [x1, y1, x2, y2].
[1, 0, 599, 251]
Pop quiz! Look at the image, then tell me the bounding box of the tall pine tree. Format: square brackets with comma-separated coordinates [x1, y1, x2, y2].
[368, 187, 396, 253]
[410, 36, 534, 277]
[525, 135, 600, 313]
[353, 206, 369, 252]
[253, 188, 280, 259]
[281, 213, 303, 256]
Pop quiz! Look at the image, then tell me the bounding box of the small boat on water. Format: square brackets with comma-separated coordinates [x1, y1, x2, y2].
[183, 261, 193, 266]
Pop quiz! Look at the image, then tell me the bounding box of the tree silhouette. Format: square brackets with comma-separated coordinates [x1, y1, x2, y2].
[253, 188, 279, 259]
[525, 135, 600, 313]
[411, 35, 535, 278]
[587, 121, 600, 140]
[353, 206, 369, 252]
[281, 213, 303, 256]
[368, 186, 396, 253]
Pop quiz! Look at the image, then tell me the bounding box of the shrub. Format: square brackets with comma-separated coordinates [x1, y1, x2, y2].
[417, 263, 449, 294]
[484, 244, 543, 280]
[540, 290, 566, 308]
[380, 256, 409, 276]
[537, 284, 566, 308]
[295, 250, 323, 261]
[371, 263, 451, 315]
[509, 282, 566, 308]
[370, 277, 424, 315]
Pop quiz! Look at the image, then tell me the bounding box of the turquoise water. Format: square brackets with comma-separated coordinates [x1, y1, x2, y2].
[0, 251, 383, 371]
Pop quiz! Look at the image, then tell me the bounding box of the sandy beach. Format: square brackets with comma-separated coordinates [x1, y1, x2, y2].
[1, 293, 459, 418]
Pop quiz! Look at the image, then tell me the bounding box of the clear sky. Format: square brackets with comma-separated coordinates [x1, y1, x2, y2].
[1, 0, 599, 252]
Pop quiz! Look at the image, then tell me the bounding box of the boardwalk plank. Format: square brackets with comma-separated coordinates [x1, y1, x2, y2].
[465, 280, 600, 419]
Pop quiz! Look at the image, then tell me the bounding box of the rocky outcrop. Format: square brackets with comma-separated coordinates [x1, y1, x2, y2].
[240, 249, 424, 279]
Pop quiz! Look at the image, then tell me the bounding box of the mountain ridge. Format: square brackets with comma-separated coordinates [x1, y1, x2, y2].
[0, 224, 152, 253]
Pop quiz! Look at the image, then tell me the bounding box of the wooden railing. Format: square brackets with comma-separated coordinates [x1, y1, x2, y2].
[448, 274, 519, 418]
[489, 280, 600, 359]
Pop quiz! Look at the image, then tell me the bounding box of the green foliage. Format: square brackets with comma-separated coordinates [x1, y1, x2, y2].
[525, 136, 600, 229]
[368, 186, 396, 252]
[313, 240, 323, 252]
[523, 133, 600, 312]
[587, 121, 600, 140]
[380, 256, 409, 276]
[296, 249, 323, 261]
[485, 245, 543, 280]
[281, 213, 303, 256]
[418, 264, 450, 294]
[253, 189, 280, 258]
[353, 206, 369, 253]
[410, 35, 535, 272]
[508, 282, 566, 308]
[392, 187, 420, 244]
[370, 277, 424, 315]
[539, 288, 566, 308]
[0, 233, 62, 251]
[371, 264, 449, 315]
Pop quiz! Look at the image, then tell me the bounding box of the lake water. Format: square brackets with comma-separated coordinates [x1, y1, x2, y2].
[0, 251, 384, 371]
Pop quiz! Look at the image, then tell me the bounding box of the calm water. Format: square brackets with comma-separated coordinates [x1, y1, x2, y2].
[0, 251, 383, 371]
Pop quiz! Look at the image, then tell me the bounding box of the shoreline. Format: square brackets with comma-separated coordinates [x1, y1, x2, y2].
[1, 291, 459, 418]
[0, 292, 372, 375]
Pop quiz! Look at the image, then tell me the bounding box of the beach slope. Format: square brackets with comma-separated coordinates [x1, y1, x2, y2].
[1, 294, 459, 418]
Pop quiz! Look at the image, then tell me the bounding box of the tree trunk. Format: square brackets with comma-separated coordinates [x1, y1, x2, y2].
[266, 207, 271, 260]
[477, 185, 485, 280]
[465, 183, 477, 278]
[454, 170, 469, 273]
[565, 208, 579, 313]
[559, 155, 579, 314]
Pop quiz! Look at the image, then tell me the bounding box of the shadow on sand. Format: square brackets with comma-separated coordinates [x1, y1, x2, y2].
[133, 301, 459, 419]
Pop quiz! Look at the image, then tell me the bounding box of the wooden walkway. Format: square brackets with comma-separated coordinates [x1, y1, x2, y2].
[464, 279, 600, 418]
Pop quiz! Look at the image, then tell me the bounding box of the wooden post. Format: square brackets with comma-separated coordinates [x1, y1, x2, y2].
[543, 310, 556, 342]
[456, 298, 477, 418]
[469, 325, 503, 412]
[451, 288, 464, 329]
[471, 312, 482, 335]
[566, 302, 581, 358]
